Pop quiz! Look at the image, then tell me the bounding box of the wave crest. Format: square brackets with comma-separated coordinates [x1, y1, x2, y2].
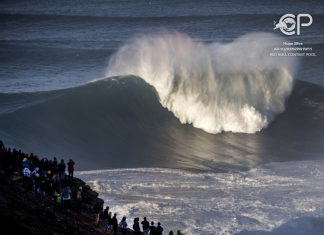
[107, 32, 297, 134]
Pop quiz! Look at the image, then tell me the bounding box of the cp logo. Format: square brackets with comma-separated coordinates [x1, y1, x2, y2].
[273, 14, 312, 35]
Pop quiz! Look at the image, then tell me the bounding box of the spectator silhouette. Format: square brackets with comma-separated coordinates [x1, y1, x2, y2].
[149, 221, 156, 235]
[112, 213, 118, 235]
[142, 217, 149, 235]
[58, 159, 66, 180]
[94, 201, 102, 226]
[67, 159, 75, 180]
[156, 222, 163, 235]
[133, 217, 140, 235]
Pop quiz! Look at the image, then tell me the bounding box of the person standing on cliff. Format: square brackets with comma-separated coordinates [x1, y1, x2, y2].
[119, 216, 128, 235]
[23, 166, 31, 186]
[39, 174, 47, 196]
[77, 186, 84, 212]
[29, 153, 35, 171]
[34, 156, 40, 171]
[58, 159, 66, 180]
[142, 217, 150, 235]
[62, 186, 72, 209]
[133, 217, 140, 235]
[149, 221, 156, 235]
[31, 167, 39, 190]
[112, 213, 118, 235]
[104, 206, 110, 232]
[6, 164, 14, 179]
[43, 158, 49, 176]
[108, 212, 113, 234]
[52, 157, 59, 175]
[13, 149, 19, 172]
[94, 201, 102, 226]
[5, 148, 12, 173]
[67, 159, 75, 180]
[22, 156, 29, 172]
[156, 222, 163, 235]
[40, 158, 49, 176]
[52, 174, 61, 195]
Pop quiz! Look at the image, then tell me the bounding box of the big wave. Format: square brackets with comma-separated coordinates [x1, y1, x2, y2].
[106, 32, 297, 134]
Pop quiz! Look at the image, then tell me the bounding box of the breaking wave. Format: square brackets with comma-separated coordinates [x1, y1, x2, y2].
[107, 32, 297, 133]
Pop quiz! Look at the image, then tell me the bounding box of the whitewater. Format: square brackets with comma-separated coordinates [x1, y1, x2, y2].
[107, 32, 297, 134]
[75, 160, 324, 235]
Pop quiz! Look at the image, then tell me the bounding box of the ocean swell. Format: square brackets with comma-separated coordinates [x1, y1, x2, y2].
[106, 32, 297, 134]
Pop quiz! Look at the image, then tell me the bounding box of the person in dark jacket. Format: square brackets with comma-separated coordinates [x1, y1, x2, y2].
[94, 201, 102, 226]
[108, 212, 113, 234]
[149, 221, 156, 235]
[104, 206, 110, 232]
[52, 157, 59, 175]
[39, 158, 44, 175]
[52, 175, 61, 195]
[29, 153, 35, 171]
[67, 159, 75, 180]
[43, 158, 49, 176]
[133, 217, 141, 235]
[58, 159, 66, 180]
[156, 222, 163, 235]
[142, 217, 150, 235]
[5, 164, 14, 179]
[112, 213, 118, 235]
[48, 160, 53, 174]
[47, 175, 55, 198]
[39, 174, 47, 196]
[4, 149, 12, 173]
[12, 150, 19, 173]
[40, 158, 48, 176]
[34, 156, 40, 169]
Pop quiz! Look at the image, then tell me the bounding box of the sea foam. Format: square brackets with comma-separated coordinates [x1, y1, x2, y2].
[75, 160, 324, 235]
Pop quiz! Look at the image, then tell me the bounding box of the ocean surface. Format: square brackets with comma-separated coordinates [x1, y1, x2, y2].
[1, 0, 324, 234]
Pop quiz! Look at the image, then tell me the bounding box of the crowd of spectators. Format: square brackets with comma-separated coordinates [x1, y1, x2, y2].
[0, 140, 77, 209]
[0, 141, 183, 235]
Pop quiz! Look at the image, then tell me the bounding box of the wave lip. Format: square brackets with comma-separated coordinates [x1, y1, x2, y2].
[107, 32, 297, 134]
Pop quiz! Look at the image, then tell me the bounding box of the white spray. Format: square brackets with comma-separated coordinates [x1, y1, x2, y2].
[106, 32, 297, 134]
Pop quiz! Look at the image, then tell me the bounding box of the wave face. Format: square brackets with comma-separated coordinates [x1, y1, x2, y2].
[1, 77, 324, 172]
[107, 32, 297, 134]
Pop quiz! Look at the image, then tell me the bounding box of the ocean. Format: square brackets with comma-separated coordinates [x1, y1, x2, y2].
[1, 0, 324, 234]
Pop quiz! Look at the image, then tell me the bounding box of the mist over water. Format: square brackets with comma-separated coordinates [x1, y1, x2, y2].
[107, 32, 297, 134]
